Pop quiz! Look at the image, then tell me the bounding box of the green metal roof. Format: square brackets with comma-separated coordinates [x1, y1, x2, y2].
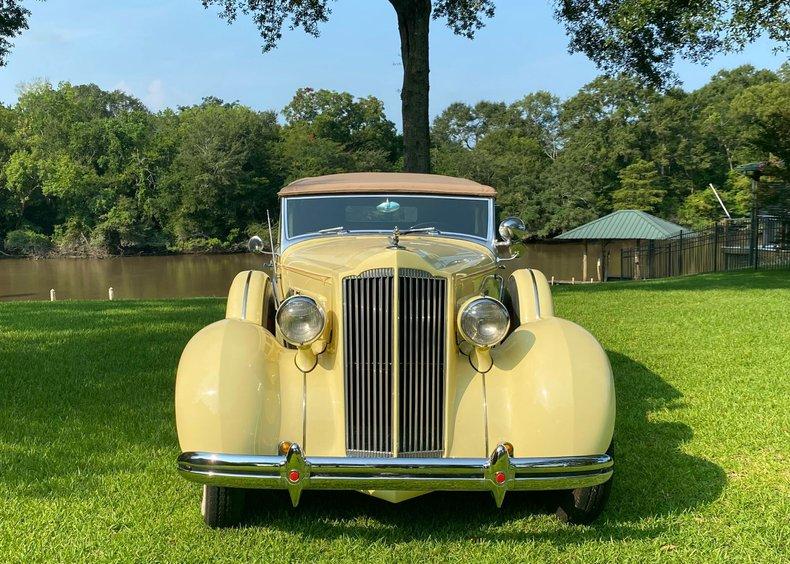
[735, 162, 767, 177]
[555, 210, 690, 240]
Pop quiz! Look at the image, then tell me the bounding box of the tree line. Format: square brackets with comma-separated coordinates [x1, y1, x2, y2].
[0, 63, 787, 257]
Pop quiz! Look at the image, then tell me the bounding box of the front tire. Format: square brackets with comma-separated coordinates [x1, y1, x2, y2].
[202, 485, 246, 528]
[555, 442, 614, 525]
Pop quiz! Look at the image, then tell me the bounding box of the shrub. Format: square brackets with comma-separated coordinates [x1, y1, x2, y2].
[175, 237, 231, 254]
[4, 229, 52, 257]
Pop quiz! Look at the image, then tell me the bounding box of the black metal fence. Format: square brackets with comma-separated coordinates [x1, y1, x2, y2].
[621, 215, 790, 280]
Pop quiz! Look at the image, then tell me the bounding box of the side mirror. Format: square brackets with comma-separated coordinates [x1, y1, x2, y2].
[248, 235, 265, 253]
[498, 217, 526, 245]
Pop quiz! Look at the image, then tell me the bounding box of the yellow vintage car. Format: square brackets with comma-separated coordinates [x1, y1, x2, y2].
[176, 173, 615, 528]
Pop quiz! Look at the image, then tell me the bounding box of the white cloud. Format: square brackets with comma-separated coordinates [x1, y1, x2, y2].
[113, 80, 133, 95]
[144, 79, 166, 110]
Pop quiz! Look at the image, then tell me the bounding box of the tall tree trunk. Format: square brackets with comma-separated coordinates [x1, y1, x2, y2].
[390, 0, 431, 173]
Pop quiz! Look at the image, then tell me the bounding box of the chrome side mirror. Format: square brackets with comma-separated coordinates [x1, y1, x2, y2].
[248, 235, 265, 253]
[497, 217, 526, 245]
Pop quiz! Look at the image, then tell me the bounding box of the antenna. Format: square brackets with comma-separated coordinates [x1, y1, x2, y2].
[709, 184, 731, 219]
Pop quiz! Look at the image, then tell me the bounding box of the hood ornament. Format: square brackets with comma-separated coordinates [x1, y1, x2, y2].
[388, 227, 404, 249]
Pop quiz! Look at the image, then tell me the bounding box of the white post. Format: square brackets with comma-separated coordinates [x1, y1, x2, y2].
[50, 289, 56, 301]
[571, 277, 575, 285]
[108, 287, 114, 301]
[550, 276, 555, 286]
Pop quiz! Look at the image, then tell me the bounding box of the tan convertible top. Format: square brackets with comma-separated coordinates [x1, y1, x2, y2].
[278, 172, 497, 198]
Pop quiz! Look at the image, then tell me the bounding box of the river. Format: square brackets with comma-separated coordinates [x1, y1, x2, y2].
[1, 254, 266, 301]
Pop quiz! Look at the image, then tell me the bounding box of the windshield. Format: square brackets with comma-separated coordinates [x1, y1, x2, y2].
[284, 195, 492, 241]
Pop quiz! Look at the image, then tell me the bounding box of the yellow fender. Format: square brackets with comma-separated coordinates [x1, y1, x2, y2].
[176, 270, 284, 454]
[225, 270, 275, 329]
[450, 268, 614, 457]
[505, 268, 554, 324]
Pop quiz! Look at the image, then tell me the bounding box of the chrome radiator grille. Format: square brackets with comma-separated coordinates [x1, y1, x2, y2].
[343, 269, 394, 457]
[398, 269, 447, 457]
[342, 268, 447, 458]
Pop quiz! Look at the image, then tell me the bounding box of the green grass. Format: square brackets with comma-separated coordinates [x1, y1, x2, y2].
[1, 269, 788, 562]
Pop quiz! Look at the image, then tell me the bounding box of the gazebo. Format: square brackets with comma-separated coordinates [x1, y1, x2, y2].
[555, 210, 689, 280]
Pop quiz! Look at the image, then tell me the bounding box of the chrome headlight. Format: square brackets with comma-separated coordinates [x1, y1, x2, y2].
[458, 297, 510, 348]
[276, 295, 326, 346]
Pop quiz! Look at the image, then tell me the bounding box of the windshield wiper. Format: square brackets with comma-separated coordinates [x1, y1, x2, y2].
[405, 226, 441, 234]
[318, 226, 349, 234]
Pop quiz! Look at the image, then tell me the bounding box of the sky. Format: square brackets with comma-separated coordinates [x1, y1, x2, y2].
[0, 0, 786, 128]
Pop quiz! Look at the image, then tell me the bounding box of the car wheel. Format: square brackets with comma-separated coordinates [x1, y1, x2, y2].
[201, 485, 246, 528]
[555, 442, 614, 525]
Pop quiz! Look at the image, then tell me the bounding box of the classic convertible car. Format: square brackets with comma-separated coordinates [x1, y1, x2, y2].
[176, 173, 615, 528]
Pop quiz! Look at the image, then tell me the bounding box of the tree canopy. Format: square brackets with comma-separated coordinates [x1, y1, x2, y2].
[0, 64, 786, 256]
[0, 0, 31, 66]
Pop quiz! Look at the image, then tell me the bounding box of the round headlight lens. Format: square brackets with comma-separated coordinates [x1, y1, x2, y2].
[459, 297, 510, 347]
[276, 296, 325, 346]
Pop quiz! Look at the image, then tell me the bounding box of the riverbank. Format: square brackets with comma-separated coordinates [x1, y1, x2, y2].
[1, 270, 787, 560]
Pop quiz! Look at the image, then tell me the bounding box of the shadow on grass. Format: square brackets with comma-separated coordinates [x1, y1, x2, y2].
[238, 352, 726, 543]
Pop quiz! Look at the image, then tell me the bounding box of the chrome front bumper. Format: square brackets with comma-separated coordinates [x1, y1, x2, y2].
[178, 443, 613, 507]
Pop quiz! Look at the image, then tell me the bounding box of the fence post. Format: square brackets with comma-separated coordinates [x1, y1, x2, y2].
[678, 232, 683, 276]
[713, 223, 718, 272]
[620, 249, 624, 281]
[648, 240, 655, 279]
[749, 178, 759, 270]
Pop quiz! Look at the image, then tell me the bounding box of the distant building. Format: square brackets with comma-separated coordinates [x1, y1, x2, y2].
[554, 210, 690, 280]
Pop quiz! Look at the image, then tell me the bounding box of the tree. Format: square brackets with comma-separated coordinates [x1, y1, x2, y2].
[280, 87, 400, 181]
[556, 0, 790, 86]
[612, 159, 666, 212]
[161, 100, 282, 247]
[730, 81, 790, 166]
[0, 0, 32, 66]
[200, 1, 495, 173]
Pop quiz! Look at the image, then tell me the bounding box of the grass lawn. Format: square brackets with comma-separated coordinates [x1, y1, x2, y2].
[1, 269, 788, 562]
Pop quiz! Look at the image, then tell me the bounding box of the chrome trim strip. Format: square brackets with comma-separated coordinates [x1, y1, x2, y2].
[481, 372, 489, 455]
[240, 270, 252, 320]
[301, 370, 307, 452]
[178, 443, 613, 508]
[528, 269, 541, 320]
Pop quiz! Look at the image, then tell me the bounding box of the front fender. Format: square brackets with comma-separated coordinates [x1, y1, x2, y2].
[485, 317, 615, 457]
[175, 319, 283, 454]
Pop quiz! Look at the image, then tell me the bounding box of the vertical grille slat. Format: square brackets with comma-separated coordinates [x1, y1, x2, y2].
[344, 268, 445, 458]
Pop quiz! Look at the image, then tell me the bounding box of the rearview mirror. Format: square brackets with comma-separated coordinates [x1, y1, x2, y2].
[248, 235, 265, 253]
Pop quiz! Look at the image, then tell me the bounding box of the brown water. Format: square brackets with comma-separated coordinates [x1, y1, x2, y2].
[0, 254, 266, 301]
[0, 242, 620, 302]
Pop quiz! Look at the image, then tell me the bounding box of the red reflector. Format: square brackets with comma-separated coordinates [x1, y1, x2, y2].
[289, 470, 301, 482]
[495, 471, 506, 484]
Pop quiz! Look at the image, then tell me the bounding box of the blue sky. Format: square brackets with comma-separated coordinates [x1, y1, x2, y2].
[0, 0, 785, 127]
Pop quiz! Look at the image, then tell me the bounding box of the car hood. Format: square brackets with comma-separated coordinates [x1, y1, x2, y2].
[279, 235, 496, 281]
